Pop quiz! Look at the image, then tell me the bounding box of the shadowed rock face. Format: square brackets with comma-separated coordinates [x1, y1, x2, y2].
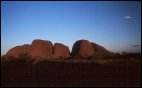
[91, 42, 113, 56]
[71, 40, 95, 58]
[30, 39, 53, 59]
[71, 40, 113, 58]
[53, 43, 70, 59]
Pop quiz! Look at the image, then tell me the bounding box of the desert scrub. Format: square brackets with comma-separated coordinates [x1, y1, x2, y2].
[1, 53, 34, 64]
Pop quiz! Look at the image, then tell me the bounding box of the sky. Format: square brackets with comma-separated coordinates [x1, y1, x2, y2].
[1, 1, 141, 56]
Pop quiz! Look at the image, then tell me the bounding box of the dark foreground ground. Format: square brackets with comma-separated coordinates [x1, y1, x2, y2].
[1, 59, 141, 87]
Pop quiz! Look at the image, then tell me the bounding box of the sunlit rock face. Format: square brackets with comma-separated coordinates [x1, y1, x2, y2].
[71, 40, 95, 58]
[5, 39, 113, 60]
[30, 39, 53, 59]
[91, 42, 113, 56]
[6, 39, 53, 59]
[6, 44, 31, 58]
[6, 46, 23, 58]
[53, 43, 70, 59]
[6, 39, 70, 59]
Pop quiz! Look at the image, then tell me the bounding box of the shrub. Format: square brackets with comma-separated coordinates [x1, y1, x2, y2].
[18, 53, 31, 59]
[10, 53, 34, 63]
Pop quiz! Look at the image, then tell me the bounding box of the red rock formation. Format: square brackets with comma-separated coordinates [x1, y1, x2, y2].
[6, 39, 53, 59]
[21, 44, 32, 54]
[53, 43, 70, 59]
[71, 40, 95, 58]
[5, 39, 113, 60]
[91, 42, 113, 56]
[6, 44, 31, 58]
[30, 39, 53, 59]
[6, 46, 23, 58]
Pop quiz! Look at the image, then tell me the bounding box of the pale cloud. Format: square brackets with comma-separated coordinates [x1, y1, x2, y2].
[124, 16, 132, 19]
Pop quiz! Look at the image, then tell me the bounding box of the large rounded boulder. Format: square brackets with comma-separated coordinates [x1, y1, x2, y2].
[71, 40, 95, 58]
[30, 39, 53, 59]
[53, 43, 70, 59]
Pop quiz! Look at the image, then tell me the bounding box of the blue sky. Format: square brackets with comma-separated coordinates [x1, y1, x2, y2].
[1, 1, 141, 55]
